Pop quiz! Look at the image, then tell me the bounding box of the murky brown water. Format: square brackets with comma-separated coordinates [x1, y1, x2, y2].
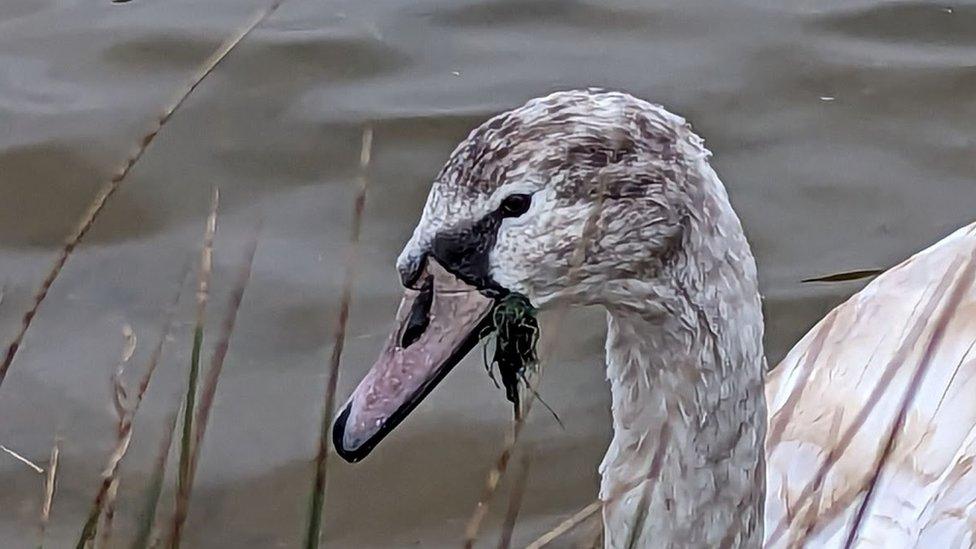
[1, 0, 974, 546]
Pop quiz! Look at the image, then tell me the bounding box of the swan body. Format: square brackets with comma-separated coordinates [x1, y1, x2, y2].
[332, 89, 976, 548]
[766, 222, 976, 548]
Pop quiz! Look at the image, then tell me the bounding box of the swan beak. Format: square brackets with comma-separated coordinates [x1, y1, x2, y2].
[333, 259, 495, 462]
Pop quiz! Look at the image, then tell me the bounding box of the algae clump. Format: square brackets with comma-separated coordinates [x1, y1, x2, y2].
[482, 293, 540, 419]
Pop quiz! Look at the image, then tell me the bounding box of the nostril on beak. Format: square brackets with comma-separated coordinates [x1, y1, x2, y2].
[400, 275, 434, 348]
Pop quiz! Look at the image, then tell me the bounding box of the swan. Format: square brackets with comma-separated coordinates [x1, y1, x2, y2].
[331, 89, 976, 547]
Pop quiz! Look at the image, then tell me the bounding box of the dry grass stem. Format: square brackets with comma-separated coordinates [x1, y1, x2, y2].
[527, 422, 671, 548]
[304, 126, 373, 549]
[77, 326, 139, 548]
[112, 325, 138, 417]
[462, 278, 574, 547]
[463, 175, 609, 548]
[100, 476, 121, 548]
[577, 515, 604, 549]
[624, 423, 671, 549]
[801, 268, 885, 283]
[39, 439, 61, 548]
[131, 406, 181, 549]
[77, 272, 186, 549]
[463, 415, 530, 548]
[171, 188, 219, 549]
[0, 0, 287, 389]
[462, 317, 561, 546]
[496, 454, 531, 549]
[1, 444, 44, 474]
[170, 215, 261, 548]
[185, 218, 262, 492]
[524, 501, 602, 549]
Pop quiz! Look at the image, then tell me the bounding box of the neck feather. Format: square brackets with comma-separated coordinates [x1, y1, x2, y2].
[598, 173, 767, 548]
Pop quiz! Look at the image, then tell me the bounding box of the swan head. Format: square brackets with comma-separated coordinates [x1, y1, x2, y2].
[334, 89, 717, 461]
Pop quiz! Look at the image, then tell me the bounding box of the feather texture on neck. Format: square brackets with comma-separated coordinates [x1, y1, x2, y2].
[598, 160, 767, 548]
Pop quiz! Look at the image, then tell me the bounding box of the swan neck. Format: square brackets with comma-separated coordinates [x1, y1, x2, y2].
[599, 221, 767, 547]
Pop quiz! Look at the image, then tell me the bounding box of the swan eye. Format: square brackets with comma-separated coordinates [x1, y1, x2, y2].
[498, 193, 532, 218]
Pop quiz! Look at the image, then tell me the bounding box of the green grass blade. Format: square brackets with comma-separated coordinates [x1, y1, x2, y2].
[170, 188, 218, 549]
[177, 325, 203, 498]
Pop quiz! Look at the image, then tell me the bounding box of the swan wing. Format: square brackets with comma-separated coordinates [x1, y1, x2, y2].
[764, 222, 976, 548]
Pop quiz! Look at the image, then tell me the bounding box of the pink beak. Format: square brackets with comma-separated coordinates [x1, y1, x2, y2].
[333, 259, 495, 462]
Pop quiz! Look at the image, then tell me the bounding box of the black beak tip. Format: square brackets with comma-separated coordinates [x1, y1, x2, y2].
[332, 404, 364, 463]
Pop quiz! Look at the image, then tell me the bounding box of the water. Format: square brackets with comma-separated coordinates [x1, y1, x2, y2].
[0, 0, 974, 546]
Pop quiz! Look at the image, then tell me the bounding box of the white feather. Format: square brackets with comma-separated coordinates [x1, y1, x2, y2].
[765, 223, 976, 548]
